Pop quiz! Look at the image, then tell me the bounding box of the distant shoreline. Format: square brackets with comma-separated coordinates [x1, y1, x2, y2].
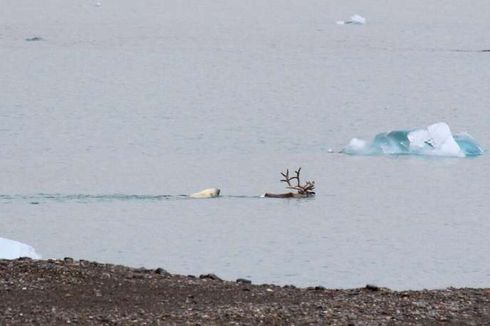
[1, 258, 488, 324]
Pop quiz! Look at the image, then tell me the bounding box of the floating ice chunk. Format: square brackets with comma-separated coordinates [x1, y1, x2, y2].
[427, 122, 464, 156]
[346, 138, 369, 151]
[343, 122, 483, 157]
[350, 14, 366, 24]
[454, 133, 484, 156]
[25, 36, 43, 42]
[407, 128, 430, 151]
[337, 14, 366, 25]
[0, 237, 41, 259]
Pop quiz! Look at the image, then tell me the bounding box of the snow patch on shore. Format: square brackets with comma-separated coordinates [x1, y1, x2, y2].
[0, 237, 41, 259]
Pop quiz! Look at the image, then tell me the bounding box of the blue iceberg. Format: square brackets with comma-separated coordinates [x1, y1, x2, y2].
[343, 122, 483, 157]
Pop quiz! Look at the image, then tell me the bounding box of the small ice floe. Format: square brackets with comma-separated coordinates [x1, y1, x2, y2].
[25, 36, 43, 42]
[336, 14, 366, 25]
[0, 237, 41, 259]
[342, 122, 483, 157]
[189, 188, 221, 199]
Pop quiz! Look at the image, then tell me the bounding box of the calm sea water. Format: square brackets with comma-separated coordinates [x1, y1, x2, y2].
[1, 0, 489, 290]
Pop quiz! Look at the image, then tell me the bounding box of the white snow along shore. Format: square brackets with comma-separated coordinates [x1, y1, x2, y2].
[0, 237, 41, 259]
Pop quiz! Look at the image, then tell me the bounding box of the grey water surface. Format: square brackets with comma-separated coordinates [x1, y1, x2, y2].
[1, 0, 489, 290]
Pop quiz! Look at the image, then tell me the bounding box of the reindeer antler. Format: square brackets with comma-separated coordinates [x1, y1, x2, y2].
[280, 167, 315, 195]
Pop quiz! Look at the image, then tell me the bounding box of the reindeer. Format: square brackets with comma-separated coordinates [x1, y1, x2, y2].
[264, 168, 315, 198]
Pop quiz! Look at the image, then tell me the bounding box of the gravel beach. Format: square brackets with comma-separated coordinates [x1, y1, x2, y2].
[1, 258, 489, 325]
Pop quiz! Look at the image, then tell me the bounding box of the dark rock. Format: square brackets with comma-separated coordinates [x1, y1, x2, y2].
[154, 268, 168, 275]
[315, 286, 326, 291]
[260, 283, 274, 288]
[79, 260, 89, 267]
[283, 285, 296, 289]
[64, 257, 74, 264]
[236, 278, 252, 284]
[365, 284, 380, 291]
[199, 273, 222, 281]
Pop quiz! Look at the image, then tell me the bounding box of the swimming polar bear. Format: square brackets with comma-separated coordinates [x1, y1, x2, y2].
[189, 188, 221, 198]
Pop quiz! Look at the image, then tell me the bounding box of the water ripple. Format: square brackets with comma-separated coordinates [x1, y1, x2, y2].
[0, 193, 262, 204]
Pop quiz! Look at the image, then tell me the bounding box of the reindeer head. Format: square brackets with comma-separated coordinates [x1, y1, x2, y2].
[280, 168, 315, 196]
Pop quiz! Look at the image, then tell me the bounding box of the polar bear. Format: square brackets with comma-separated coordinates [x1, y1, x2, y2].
[189, 188, 221, 198]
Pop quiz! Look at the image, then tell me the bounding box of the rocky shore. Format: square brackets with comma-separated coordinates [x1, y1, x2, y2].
[1, 258, 489, 325]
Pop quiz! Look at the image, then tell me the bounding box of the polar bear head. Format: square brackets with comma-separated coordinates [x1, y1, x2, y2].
[189, 188, 221, 198]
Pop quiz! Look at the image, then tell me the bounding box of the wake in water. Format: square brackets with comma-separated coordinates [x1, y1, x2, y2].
[0, 194, 183, 204]
[343, 122, 483, 157]
[0, 193, 261, 204]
